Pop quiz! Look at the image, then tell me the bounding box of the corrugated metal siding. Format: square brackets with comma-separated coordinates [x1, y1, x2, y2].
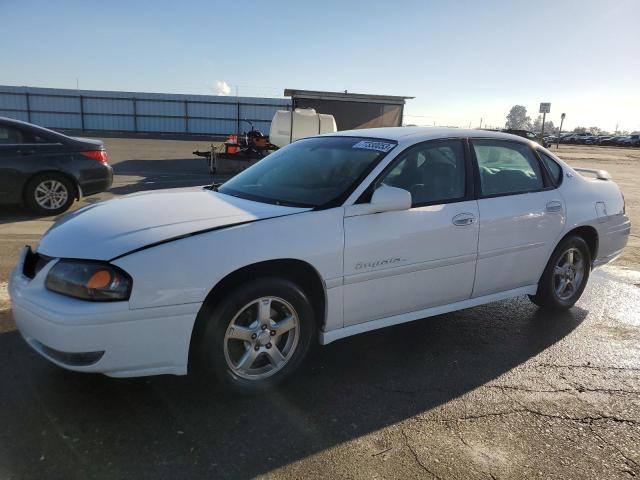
[0, 109, 28, 121]
[0, 85, 291, 136]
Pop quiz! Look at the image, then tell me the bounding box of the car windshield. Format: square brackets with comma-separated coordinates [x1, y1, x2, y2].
[218, 136, 396, 208]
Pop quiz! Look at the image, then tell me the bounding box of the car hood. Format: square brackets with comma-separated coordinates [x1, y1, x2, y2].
[37, 188, 309, 260]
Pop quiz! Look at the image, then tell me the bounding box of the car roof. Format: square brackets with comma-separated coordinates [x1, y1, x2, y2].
[328, 126, 532, 145]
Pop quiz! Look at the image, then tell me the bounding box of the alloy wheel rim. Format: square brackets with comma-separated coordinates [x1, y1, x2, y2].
[223, 296, 300, 380]
[553, 247, 585, 301]
[34, 180, 68, 210]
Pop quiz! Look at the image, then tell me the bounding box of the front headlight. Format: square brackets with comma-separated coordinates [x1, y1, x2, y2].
[45, 260, 132, 301]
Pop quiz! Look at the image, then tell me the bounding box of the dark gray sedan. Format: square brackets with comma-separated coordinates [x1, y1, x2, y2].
[0, 117, 113, 215]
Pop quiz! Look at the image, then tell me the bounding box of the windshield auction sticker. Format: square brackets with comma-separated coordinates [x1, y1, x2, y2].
[352, 140, 396, 153]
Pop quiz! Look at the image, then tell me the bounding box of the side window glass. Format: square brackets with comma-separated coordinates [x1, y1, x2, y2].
[472, 141, 543, 196]
[0, 127, 26, 145]
[538, 151, 563, 185]
[380, 140, 466, 206]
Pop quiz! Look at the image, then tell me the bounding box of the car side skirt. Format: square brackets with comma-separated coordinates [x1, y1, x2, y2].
[319, 284, 538, 345]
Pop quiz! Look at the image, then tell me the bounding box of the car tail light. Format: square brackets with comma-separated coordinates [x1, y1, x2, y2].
[80, 150, 109, 164]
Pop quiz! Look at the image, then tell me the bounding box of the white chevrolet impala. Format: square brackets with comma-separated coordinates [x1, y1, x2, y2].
[9, 128, 630, 393]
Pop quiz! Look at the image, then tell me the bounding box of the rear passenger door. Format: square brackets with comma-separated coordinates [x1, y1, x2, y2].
[471, 139, 565, 297]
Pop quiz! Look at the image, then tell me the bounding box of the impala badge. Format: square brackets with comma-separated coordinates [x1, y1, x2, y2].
[355, 257, 405, 270]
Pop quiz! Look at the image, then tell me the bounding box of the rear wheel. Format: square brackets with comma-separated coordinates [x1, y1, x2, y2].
[529, 235, 591, 310]
[24, 173, 75, 216]
[197, 277, 315, 394]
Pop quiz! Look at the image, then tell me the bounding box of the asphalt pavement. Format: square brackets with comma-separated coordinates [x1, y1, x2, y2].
[1, 266, 639, 479]
[0, 138, 638, 479]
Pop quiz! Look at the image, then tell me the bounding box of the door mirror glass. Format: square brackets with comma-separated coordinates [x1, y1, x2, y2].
[370, 185, 412, 213]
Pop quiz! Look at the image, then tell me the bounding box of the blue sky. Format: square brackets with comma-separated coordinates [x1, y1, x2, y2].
[1, 0, 638, 131]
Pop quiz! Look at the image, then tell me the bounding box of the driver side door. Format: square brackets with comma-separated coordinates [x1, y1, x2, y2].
[342, 139, 479, 326]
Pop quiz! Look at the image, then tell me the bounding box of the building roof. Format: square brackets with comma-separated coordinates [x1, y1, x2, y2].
[284, 89, 414, 105]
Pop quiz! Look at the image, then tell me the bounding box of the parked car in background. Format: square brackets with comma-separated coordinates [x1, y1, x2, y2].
[502, 129, 549, 147]
[559, 133, 577, 143]
[9, 128, 630, 393]
[570, 133, 593, 144]
[0, 117, 112, 215]
[600, 135, 631, 146]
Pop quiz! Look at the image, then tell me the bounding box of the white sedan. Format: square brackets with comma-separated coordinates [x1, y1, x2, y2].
[9, 128, 630, 393]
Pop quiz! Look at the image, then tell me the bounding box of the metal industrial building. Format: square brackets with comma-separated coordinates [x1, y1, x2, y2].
[0, 85, 290, 136]
[0, 85, 413, 137]
[284, 89, 414, 130]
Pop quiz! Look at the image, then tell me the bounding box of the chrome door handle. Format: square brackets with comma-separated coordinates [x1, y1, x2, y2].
[452, 213, 476, 226]
[546, 200, 563, 213]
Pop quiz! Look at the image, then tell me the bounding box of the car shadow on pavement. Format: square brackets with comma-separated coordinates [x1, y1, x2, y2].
[107, 159, 219, 197]
[0, 205, 59, 225]
[0, 297, 586, 479]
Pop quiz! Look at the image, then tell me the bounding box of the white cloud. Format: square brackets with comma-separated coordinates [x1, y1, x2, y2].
[213, 80, 231, 96]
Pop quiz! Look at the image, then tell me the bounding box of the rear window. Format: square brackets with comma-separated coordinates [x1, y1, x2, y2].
[0, 126, 26, 144]
[0, 126, 52, 144]
[538, 151, 563, 185]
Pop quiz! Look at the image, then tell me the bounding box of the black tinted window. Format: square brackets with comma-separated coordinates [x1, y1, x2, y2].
[538, 151, 563, 185]
[0, 126, 51, 144]
[0, 126, 26, 144]
[380, 140, 466, 206]
[472, 140, 543, 196]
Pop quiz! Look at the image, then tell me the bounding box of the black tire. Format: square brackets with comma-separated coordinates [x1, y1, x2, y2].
[24, 173, 75, 216]
[529, 235, 591, 311]
[197, 277, 315, 394]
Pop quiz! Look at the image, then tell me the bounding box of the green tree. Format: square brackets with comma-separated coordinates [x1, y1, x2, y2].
[505, 105, 532, 130]
[532, 115, 555, 134]
[573, 126, 588, 133]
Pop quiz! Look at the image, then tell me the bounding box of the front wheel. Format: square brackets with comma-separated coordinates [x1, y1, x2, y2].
[529, 235, 591, 310]
[197, 277, 315, 394]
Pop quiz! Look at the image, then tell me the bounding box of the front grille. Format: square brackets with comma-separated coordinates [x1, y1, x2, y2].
[23, 247, 51, 279]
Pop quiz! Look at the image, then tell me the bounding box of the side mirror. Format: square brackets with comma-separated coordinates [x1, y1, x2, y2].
[369, 185, 412, 213]
[344, 185, 412, 217]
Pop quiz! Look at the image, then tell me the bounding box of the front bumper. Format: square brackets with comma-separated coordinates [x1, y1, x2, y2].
[9, 247, 199, 377]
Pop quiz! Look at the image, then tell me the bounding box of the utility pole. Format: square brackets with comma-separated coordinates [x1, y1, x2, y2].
[479, 117, 483, 129]
[556, 113, 565, 149]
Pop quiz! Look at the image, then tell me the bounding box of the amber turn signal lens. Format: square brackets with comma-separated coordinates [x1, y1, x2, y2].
[86, 270, 112, 289]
